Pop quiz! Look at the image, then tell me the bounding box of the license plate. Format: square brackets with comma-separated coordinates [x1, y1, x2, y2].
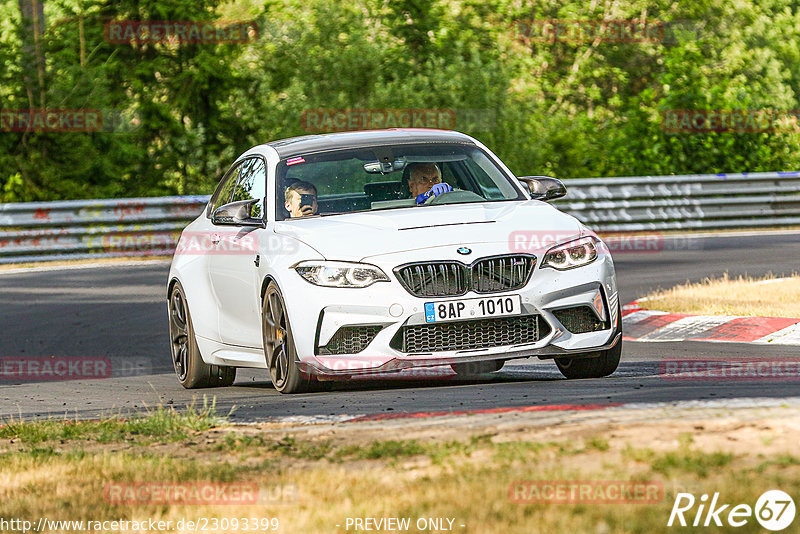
[424, 295, 522, 323]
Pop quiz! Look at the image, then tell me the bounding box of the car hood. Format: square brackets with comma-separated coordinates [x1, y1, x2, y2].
[272, 201, 584, 262]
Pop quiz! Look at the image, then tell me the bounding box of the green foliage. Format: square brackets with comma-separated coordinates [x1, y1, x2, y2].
[585, 436, 610, 452]
[651, 450, 734, 478]
[0, 398, 224, 444]
[2, 0, 800, 201]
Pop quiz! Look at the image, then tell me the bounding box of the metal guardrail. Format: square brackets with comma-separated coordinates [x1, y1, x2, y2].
[555, 171, 800, 232]
[0, 196, 209, 264]
[1, 172, 799, 263]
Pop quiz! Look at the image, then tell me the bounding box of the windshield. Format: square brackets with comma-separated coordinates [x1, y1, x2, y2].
[275, 143, 524, 219]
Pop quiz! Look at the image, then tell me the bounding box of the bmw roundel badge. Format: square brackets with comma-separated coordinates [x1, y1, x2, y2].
[457, 247, 472, 255]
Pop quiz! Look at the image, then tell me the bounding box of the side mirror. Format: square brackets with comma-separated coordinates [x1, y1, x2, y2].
[211, 199, 265, 227]
[517, 176, 567, 201]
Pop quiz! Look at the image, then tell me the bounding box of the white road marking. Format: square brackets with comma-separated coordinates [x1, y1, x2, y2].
[621, 309, 668, 325]
[755, 322, 800, 345]
[638, 315, 737, 342]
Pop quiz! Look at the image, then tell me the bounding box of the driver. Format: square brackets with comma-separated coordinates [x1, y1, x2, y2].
[406, 163, 453, 204]
[284, 180, 318, 218]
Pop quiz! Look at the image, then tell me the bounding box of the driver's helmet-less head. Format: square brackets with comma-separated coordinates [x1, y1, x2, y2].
[403, 162, 442, 197]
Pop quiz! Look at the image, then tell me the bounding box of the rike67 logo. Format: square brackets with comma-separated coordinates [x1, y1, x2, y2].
[668, 490, 796, 531]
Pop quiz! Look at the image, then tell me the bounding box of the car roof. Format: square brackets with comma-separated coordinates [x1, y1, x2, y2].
[261, 129, 477, 159]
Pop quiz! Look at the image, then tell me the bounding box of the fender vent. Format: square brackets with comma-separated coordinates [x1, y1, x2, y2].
[318, 325, 383, 355]
[552, 306, 608, 334]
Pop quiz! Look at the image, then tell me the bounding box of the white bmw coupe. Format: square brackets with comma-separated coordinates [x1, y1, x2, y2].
[167, 129, 621, 393]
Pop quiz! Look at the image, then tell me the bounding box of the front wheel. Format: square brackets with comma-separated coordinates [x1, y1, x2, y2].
[555, 338, 621, 379]
[262, 282, 312, 394]
[168, 283, 236, 388]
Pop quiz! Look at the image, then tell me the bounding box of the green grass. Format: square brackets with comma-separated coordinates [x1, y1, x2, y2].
[269, 436, 334, 460]
[333, 439, 427, 461]
[214, 434, 545, 464]
[3, 404, 736, 483]
[492, 440, 551, 462]
[651, 450, 734, 477]
[331, 436, 549, 464]
[214, 432, 267, 452]
[3, 408, 799, 534]
[359, 439, 427, 459]
[0, 398, 225, 445]
[585, 436, 610, 452]
[756, 454, 800, 472]
[340, 438, 487, 462]
[0, 448, 254, 483]
[626, 445, 656, 463]
[213, 433, 338, 459]
[0, 409, 600, 468]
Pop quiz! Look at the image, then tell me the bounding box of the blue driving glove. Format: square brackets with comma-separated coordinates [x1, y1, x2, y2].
[415, 183, 454, 204]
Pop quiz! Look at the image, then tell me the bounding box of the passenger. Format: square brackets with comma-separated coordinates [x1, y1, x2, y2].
[284, 180, 318, 218]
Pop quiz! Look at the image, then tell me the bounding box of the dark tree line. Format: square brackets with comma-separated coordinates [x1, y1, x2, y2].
[2, 0, 800, 201]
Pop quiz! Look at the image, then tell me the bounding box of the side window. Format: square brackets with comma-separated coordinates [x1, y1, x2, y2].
[207, 162, 242, 217]
[232, 158, 266, 219]
[440, 162, 458, 188]
[461, 158, 507, 200]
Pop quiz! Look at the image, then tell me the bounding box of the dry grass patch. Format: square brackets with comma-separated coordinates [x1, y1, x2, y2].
[0, 399, 224, 445]
[639, 273, 800, 317]
[3, 408, 800, 533]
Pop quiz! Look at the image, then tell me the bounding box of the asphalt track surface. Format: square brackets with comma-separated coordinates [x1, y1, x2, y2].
[1, 232, 799, 422]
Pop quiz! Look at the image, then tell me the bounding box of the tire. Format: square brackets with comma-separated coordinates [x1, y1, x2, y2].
[262, 282, 312, 394]
[555, 336, 622, 379]
[450, 360, 504, 376]
[555, 302, 623, 379]
[168, 283, 237, 389]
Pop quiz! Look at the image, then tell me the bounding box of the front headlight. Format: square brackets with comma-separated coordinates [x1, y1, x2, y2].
[294, 261, 390, 288]
[541, 237, 598, 270]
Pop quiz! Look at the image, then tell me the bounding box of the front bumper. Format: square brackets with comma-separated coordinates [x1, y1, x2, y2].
[298, 332, 622, 378]
[283, 244, 619, 377]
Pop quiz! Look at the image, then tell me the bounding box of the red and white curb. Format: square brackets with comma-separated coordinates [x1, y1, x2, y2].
[622, 301, 800, 345]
